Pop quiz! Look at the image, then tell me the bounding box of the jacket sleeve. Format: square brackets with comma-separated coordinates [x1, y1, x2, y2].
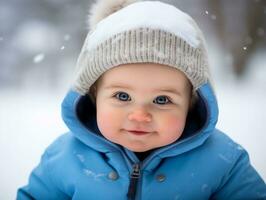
[17, 151, 70, 200]
[212, 149, 266, 200]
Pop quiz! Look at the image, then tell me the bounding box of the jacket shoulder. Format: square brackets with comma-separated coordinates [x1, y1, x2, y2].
[201, 129, 250, 171]
[45, 132, 84, 156]
[204, 129, 266, 199]
[205, 129, 245, 154]
[17, 133, 81, 199]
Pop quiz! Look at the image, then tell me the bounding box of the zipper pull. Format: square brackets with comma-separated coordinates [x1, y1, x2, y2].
[127, 163, 141, 200]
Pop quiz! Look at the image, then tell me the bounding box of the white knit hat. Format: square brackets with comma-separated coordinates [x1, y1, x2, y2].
[73, 0, 211, 95]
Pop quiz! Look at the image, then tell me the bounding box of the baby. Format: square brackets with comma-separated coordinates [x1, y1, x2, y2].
[17, 0, 266, 199]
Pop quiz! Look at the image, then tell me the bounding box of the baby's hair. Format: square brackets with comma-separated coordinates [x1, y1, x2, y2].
[190, 90, 198, 110]
[88, 82, 98, 106]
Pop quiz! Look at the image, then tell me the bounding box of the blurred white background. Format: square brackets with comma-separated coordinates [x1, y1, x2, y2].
[0, 0, 265, 199]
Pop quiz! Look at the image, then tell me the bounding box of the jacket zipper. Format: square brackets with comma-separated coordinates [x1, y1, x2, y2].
[127, 163, 141, 200]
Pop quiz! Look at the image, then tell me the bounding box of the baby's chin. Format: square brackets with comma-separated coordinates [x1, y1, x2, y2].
[124, 144, 155, 153]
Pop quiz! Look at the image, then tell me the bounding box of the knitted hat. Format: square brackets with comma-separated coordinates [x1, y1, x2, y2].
[73, 0, 211, 95]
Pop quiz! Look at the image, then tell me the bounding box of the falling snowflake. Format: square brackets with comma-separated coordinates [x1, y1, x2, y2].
[257, 28, 265, 37]
[60, 46, 65, 50]
[205, 10, 209, 15]
[33, 53, 45, 63]
[243, 46, 247, 50]
[211, 14, 216, 20]
[244, 36, 253, 45]
[64, 34, 71, 41]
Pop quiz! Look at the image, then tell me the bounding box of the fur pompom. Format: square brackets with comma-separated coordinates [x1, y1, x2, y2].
[88, 0, 139, 30]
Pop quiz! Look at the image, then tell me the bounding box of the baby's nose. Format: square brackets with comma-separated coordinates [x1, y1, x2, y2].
[128, 109, 152, 122]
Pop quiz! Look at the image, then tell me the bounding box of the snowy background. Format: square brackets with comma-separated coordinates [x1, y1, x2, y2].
[0, 0, 265, 199]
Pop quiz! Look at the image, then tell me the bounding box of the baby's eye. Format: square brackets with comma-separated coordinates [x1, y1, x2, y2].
[153, 96, 171, 105]
[114, 92, 131, 101]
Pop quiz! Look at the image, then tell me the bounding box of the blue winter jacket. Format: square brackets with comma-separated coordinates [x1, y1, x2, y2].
[17, 83, 266, 199]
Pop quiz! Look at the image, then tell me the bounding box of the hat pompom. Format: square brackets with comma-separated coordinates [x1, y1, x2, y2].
[88, 0, 139, 30]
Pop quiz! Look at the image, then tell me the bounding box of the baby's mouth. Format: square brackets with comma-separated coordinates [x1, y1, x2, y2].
[125, 130, 152, 135]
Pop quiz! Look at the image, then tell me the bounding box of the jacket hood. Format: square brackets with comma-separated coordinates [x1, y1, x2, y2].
[61, 82, 218, 158]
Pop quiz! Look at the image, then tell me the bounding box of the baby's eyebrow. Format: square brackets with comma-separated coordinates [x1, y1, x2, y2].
[104, 84, 132, 90]
[153, 88, 182, 96]
[104, 84, 182, 96]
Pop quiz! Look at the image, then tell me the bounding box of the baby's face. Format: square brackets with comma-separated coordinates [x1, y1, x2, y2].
[95, 63, 191, 152]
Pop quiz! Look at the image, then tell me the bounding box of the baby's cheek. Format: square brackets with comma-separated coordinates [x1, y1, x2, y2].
[97, 112, 112, 134]
[97, 111, 120, 137]
[162, 115, 186, 134]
